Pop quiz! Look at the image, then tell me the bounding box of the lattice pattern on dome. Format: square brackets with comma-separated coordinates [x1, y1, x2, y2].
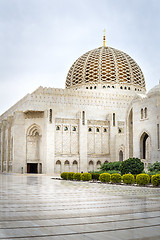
[65, 46, 145, 89]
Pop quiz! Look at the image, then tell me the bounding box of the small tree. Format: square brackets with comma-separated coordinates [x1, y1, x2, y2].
[120, 158, 144, 175]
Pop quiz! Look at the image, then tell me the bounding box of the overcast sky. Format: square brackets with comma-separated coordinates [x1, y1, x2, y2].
[0, 0, 160, 114]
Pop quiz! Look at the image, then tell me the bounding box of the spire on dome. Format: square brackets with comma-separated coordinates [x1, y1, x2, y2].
[103, 29, 106, 47]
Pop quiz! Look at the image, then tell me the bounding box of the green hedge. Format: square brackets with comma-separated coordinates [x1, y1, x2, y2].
[111, 173, 122, 183]
[60, 172, 160, 187]
[91, 173, 100, 180]
[67, 172, 75, 180]
[81, 173, 92, 181]
[73, 173, 81, 181]
[151, 174, 160, 186]
[122, 174, 135, 185]
[61, 172, 68, 180]
[99, 173, 111, 183]
[136, 174, 150, 186]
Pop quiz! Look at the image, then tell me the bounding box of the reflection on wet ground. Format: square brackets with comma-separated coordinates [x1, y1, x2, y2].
[0, 174, 160, 240]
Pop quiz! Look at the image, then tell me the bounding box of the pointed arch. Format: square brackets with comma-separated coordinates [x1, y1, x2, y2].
[55, 160, 61, 173]
[26, 124, 42, 173]
[96, 160, 101, 170]
[140, 131, 150, 160]
[64, 160, 70, 172]
[88, 160, 94, 172]
[73, 160, 78, 172]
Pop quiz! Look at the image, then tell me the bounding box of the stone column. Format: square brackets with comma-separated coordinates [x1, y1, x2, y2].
[12, 111, 26, 173]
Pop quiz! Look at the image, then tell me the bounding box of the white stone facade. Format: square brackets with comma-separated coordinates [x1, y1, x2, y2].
[0, 45, 159, 174]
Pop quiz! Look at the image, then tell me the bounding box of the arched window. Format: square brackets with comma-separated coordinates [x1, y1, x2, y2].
[64, 126, 68, 131]
[72, 127, 76, 131]
[64, 160, 69, 165]
[88, 128, 92, 132]
[96, 128, 100, 132]
[49, 109, 52, 123]
[113, 113, 115, 126]
[56, 160, 61, 165]
[89, 160, 94, 165]
[144, 107, 147, 118]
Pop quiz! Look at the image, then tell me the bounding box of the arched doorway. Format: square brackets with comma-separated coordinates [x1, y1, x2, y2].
[88, 160, 94, 172]
[96, 161, 101, 171]
[140, 132, 150, 160]
[26, 124, 42, 173]
[73, 160, 78, 172]
[55, 160, 61, 173]
[119, 150, 123, 162]
[64, 160, 70, 172]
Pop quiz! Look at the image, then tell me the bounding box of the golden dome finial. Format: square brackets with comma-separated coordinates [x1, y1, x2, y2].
[103, 29, 106, 47]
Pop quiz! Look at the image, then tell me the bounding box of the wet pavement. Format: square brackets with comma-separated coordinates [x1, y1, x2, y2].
[0, 173, 160, 240]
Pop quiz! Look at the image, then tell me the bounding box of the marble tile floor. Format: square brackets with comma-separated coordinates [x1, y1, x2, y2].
[0, 173, 160, 240]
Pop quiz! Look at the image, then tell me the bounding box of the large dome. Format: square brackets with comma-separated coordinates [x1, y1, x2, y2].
[66, 46, 146, 92]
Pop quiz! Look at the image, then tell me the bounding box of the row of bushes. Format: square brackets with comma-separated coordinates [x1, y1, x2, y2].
[60, 172, 160, 186]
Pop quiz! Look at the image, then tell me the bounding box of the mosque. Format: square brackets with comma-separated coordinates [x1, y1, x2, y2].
[0, 34, 159, 174]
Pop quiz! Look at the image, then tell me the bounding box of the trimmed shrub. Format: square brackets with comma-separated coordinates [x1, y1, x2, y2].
[73, 173, 81, 181]
[99, 173, 111, 183]
[151, 174, 160, 186]
[111, 173, 122, 183]
[81, 173, 92, 181]
[91, 173, 100, 181]
[120, 158, 144, 175]
[122, 174, 135, 185]
[61, 172, 68, 180]
[67, 172, 75, 180]
[136, 174, 150, 186]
